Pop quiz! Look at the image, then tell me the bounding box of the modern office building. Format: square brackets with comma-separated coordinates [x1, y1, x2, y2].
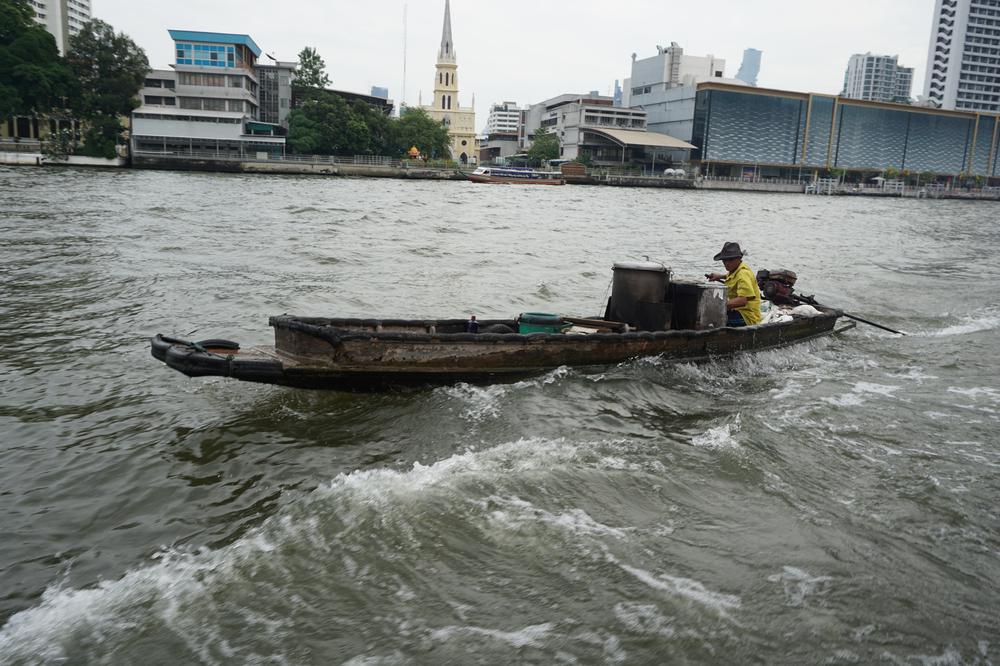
[842, 53, 913, 104]
[623, 43, 745, 144]
[690, 82, 999, 179]
[522, 93, 694, 166]
[735, 48, 762, 87]
[131, 30, 286, 157]
[28, 0, 91, 54]
[420, 0, 476, 163]
[255, 60, 296, 127]
[924, 0, 1000, 112]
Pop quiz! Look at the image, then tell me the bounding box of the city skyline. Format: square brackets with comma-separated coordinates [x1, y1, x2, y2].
[91, 0, 938, 114]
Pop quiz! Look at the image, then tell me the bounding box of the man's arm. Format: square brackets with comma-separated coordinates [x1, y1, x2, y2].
[705, 272, 728, 282]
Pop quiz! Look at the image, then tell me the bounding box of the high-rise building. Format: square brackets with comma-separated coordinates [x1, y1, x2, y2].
[485, 102, 520, 135]
[28, 0, 91, 54]
[924, 0, 1000, 111]
[420, 0, 476, 163]
[842, 53, 913, 104]
[735, 48, 762, 87]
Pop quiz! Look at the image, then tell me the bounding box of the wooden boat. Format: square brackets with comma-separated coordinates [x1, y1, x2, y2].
[150, 308, 845, 391]
[468, 167, 565, 185]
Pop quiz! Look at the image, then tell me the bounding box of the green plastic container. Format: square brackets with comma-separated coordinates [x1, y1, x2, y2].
[518, 312, 568, 334]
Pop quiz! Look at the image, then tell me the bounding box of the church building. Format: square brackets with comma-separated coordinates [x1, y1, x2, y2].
[421, 0, 476, 164]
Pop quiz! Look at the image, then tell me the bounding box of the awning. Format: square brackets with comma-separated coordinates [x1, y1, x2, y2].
[585, 128, 697, 150]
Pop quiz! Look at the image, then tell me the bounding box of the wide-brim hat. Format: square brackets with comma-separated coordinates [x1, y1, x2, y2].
[713, 242, 745, 261]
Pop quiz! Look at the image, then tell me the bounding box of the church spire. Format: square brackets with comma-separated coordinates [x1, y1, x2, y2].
[438, 0, 455, 63]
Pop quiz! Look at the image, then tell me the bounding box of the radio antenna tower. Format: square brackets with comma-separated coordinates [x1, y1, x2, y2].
[401, 1, 408, 114]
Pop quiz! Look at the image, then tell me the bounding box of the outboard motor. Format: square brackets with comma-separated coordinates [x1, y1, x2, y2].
[757, 269, 798, 304]
[604, 261, 672, 330]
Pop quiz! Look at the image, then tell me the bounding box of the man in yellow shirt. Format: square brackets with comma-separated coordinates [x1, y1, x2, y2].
[706, 242, 762, 326]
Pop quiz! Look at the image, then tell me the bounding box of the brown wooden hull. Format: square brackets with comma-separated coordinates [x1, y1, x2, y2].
[151, 310, 843, 391]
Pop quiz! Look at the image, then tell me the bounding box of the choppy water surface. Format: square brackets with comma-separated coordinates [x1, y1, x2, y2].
[1, 166, 998, 664]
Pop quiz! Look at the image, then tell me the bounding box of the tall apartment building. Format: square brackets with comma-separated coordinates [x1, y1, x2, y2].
[28, 0, 91, 54]
[924, 0, 1000, 111]
[842, 53, 914, 104]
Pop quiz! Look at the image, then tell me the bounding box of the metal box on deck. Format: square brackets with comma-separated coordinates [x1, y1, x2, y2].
[670, 280, 727, 330]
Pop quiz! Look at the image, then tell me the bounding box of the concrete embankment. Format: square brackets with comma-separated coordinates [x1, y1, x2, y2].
[694, 179, 805, 194]
[1, 152, 126, 168]
[132, 154, 468, 180]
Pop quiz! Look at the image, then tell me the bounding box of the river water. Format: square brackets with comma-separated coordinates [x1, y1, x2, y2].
[0, 166, 998, 664]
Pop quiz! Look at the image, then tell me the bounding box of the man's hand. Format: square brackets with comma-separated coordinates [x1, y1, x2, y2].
[705, 272, 725, 282]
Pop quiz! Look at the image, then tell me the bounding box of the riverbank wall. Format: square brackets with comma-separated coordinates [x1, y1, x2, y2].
[0, 151, 126, 168]
[131, 153, 468, 180]
[5, 150, 1000, 200]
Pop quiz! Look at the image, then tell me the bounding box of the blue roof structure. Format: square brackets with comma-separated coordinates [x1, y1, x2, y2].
[168, 30, 261, 57]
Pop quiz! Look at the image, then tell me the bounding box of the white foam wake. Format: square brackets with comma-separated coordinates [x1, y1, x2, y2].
[923, 309, 1000, 337]
[0, 437, 628, 662]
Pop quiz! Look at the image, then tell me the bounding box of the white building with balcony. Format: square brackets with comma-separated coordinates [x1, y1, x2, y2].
[28, 0, 91, 54]
[924, 0, 1000, 111]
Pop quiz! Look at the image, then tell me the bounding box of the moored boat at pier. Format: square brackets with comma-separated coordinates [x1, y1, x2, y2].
[468, 167, 565, 185]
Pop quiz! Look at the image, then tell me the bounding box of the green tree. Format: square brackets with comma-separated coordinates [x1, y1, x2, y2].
[0, 0, 74, 117]
[393, 107, 450, 158]
[66, 19, 148, 157]
[527, 127, 559, 166]
[296, 47, 330, 89]
[287, 91, 378, 156]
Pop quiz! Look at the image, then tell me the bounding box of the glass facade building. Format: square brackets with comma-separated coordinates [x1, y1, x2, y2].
[692, 83, 1000, 177]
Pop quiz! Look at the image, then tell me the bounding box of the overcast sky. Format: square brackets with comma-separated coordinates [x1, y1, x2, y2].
[94, 0, 936, 129]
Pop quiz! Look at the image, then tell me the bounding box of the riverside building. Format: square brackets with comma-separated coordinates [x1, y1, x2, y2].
[420, 0, 476, 163]
[28, 0, 91, 54]
[690, 82, 1000, 180]
[131, 30, 286, 158]
[623, 43, 745, 145]
[924, 0, 1000, 111]
[479, 102, 522, 164]
[842, 53, 913, 104]
[522, 93, 695, 166]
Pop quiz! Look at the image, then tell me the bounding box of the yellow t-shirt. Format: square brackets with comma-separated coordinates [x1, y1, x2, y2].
[724, 262, 762, 325]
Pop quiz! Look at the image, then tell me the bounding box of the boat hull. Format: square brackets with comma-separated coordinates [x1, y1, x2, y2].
[467, 174, 564, 185]
[151, 311, 842, 391]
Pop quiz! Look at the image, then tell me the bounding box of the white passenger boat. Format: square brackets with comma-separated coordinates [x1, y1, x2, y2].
[468, 167, 565, 185]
